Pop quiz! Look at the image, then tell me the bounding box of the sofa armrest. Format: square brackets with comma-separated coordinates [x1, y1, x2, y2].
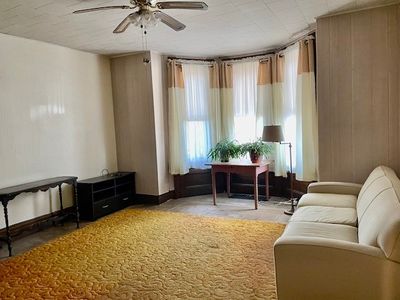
[307, 182, 362, 195]
[274, 237, 400, 300]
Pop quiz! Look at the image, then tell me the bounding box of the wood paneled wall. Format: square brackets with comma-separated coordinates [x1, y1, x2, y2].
[317, 4, 400, 183]
[110, 52, 173, 197]
[111, 52, 160, 195]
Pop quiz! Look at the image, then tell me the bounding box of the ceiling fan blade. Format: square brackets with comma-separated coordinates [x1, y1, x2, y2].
[73, 5, 135, 14]
[154, 11, 186, 31]
[156, 1, 208, 10]
[113, 13, 138, 33]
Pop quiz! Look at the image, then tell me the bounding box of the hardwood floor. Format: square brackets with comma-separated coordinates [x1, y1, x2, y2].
[0, 194, 290, 259]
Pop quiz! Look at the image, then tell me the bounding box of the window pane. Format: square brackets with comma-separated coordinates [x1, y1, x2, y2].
[185, 121, 210, 167]
[183, 64, 209, 121]
[233, 115, 256, 144]
[181, 64, 212, 169]
[232, 61, 259, 143]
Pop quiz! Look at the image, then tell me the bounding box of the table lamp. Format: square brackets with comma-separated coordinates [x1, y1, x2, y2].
[262, 125, 295, 215]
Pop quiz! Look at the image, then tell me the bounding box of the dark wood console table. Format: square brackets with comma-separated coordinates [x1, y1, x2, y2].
[0, 176, 79, 257]
[207, 161, 270, 210]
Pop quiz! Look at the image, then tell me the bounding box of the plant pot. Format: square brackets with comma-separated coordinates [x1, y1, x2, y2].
[220, 155, 230, 163]
[220, 150, 230, 162]
[249, 151, 261, 163]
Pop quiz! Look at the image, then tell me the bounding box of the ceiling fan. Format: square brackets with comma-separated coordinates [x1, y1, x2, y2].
[73, 0, 208, 33]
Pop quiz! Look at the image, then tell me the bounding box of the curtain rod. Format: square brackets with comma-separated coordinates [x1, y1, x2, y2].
[219, 29, 315, 62]
[219, 31, 315, 62]
[277, 31, 315, 52]
[168, 30, 315, 64]
[167, 57, 216, 66]
[220, 52, 274, 63]
[168, 56, 214, 62]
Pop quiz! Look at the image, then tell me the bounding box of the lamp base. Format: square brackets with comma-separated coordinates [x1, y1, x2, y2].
[284, 207, 295, 215]
[283, 198, 297, 215]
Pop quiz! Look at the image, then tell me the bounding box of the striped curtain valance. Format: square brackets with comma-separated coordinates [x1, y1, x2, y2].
[208, 62, 220, 89]
[167, 60, 184, 88]
[298, 38, 315, 74]
[257, 54, 285, 85]
[219, 62, 233, 89]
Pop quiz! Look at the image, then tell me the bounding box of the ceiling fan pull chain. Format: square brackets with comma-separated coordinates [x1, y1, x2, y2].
[141, 25, 145, 51]
[145, 29, 148, 51]
[141, 24, 150, 65]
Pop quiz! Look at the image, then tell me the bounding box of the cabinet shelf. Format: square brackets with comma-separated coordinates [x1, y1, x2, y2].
[78, 172, 136, 221]
[92, 186, 115, 194]
[116, 182, 130, 188]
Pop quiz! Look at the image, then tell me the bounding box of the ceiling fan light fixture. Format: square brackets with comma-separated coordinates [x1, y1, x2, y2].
[132, 10, 160, 28]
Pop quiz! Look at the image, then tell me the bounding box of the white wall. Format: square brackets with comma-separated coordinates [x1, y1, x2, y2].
[0, 33, 118, 228]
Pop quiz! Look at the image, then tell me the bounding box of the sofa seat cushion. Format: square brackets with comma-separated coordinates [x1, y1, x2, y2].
[290, 206, 358, 226]
[282, 221, 358, 243]
[298, 193, 357, 208]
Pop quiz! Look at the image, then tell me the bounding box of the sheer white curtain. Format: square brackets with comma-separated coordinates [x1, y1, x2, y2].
[296, 39, 318, 181]
[232, 61, 259, 143]
[281, 44, 299, 173]
[168, 48, 317, 178]
[181, 64, 213, 170]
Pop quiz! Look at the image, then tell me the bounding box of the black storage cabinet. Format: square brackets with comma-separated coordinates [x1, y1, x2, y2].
[78, 172, 136, 221]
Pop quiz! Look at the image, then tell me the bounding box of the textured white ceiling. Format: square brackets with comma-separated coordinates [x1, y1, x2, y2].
[0, 0, 393, 56]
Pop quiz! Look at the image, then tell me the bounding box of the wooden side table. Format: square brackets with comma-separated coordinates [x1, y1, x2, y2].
[207, 161, 270, 210]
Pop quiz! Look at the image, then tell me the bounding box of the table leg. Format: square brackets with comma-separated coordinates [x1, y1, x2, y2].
[265, 170, 270, 200]
[58, 184, 64, 225]
[58, 185, 64, 212]
[211, 169, 217, 206]
[73, 181, 80, 229]
[2, 200, 12, 257]
[254, 172, 258, 210]
[227, 172, 231, 198]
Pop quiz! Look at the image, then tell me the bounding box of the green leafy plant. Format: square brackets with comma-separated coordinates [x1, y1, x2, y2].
[240, 138, 273, 163]
[208, 139, 242, 162]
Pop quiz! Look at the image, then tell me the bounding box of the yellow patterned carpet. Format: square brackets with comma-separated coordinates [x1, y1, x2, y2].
[0, 209, 285, 299]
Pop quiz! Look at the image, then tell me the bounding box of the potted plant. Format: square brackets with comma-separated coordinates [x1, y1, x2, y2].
[208, 139, 242, 162]
[240, 138, 273, 163]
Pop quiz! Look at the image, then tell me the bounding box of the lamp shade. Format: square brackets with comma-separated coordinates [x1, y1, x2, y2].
[262, 125, 284, 142]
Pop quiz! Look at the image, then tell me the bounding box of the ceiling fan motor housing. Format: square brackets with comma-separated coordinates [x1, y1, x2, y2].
[132, 0, 154, 6]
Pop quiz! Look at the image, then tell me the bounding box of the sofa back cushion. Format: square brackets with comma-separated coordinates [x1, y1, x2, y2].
[357, 166, 400, 263]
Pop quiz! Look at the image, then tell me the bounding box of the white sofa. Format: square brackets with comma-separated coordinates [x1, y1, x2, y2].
[274, 166, 400, 300]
